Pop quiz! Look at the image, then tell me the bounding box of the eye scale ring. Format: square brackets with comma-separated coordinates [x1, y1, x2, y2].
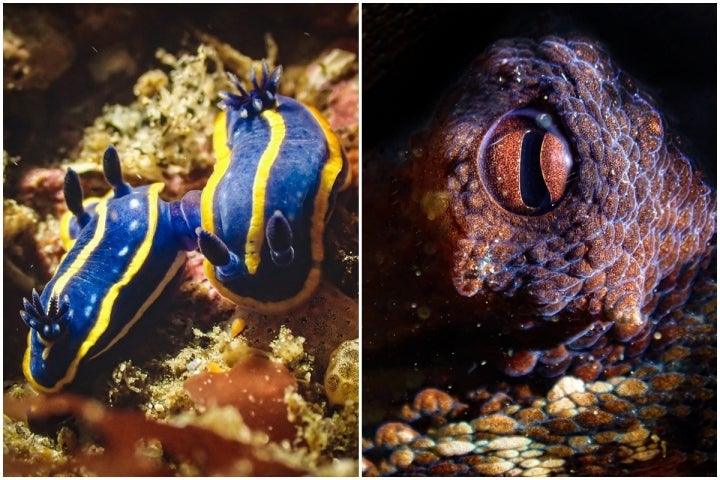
[478, 108, 573, 215]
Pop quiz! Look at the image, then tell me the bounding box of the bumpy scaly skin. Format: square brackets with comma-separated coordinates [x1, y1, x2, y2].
[414, 37, 716, 379]
[363, 289, 716, 476]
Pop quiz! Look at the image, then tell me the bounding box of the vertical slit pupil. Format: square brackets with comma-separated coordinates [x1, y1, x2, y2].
[519, 131, 550, 209]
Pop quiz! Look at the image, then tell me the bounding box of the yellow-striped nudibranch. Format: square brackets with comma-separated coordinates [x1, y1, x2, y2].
[197, 62, 350, 312]
[21, 146, 200, 393]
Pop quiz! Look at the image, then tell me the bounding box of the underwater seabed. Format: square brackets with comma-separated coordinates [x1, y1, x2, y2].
[4, 4, 359, 476]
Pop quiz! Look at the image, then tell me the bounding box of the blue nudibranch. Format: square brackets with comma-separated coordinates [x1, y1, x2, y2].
[198, 62, 349, 312]
[21, 62, 349, 392]
[21, 147, 199, 393]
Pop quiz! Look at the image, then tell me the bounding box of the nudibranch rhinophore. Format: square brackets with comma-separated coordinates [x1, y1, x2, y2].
[413, 37, 716, 380]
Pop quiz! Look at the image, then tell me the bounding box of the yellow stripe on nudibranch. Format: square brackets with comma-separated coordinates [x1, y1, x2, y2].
[89, 250, 185, 361]
[80, 183, 164, 365]
[51, 201, 110, 299]
[306, 106, 348, 264]
[204, 109, 287, 276]
[307, 105, 351, 192]
[22, 331, 38, 391]
[212, 110, 232, 169]
[245, 109, 286, 274]
[59, 211, 74, 251]
[59, 195, 109, 251]
[202, 111, 232, 235]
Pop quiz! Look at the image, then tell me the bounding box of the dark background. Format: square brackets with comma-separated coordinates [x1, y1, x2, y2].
[4, 4, 357, 182]
[363, 4, 717, 185]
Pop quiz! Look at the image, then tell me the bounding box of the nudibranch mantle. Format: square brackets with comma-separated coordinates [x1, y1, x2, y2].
[199, 63, 349, 313]
[414, 37, 716, 379]
[21, 147, 195, 393]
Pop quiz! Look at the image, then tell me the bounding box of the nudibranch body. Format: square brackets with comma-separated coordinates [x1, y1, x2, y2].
[21, 147, 198, 393]
[414, 37, 716, 379]
[198, 64, 350, 312]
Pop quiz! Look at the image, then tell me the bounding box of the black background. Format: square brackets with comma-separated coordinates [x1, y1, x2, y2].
[363, 4, 717, 184]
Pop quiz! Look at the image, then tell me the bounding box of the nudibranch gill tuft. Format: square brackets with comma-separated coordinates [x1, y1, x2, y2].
[413, 37, 716, 380]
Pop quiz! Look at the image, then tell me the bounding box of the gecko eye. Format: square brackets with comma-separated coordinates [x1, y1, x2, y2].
[478, 108, 572, 215]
